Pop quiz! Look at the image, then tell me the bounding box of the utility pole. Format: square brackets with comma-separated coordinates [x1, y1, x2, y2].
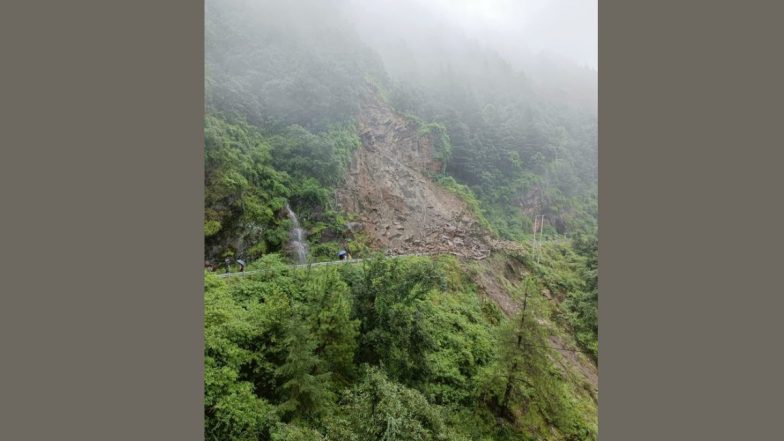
[422, 202, 427, 242]
[538, 215, 545, 263]
[502, 277, 531, 410]
[532, 214, 539, 250]
[533, 214, 539, 263]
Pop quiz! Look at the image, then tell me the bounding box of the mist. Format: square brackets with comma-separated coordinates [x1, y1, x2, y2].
[337, 0, 597, 109]
[343, 0, 597, 70]
[204, 4, 599, 437]
[207, 0, 596, 108]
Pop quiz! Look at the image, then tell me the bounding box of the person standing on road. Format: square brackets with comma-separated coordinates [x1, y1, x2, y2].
[224, 257, 232, 273]
[236, 258, 246, 272]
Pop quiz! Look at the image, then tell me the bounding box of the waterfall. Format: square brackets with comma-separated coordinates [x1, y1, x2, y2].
[285, 203, 308, 264]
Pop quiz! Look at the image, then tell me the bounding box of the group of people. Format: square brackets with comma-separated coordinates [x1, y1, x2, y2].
[204, 257, 245, 273]
[338, 249, 352, 261]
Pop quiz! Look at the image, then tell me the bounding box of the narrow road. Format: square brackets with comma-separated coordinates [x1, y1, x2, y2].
[215, 237, 572, 279]
[216, 252, 437, 278]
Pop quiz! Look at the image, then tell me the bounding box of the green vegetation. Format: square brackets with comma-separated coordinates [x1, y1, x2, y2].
[383, 33, 598, 241]
[558, 235, 599, 360]
[204, 113, 363, 262]
[206, 0, 389, 133]
[513, 237, 599, 360]
[205, 256, 596, 441]
[418, 122, 453, 172]
[205, 0, 597, 250]
[434, 175, 495, 235]
[204, 0, 598, 439]
[391, 79, 597, 241]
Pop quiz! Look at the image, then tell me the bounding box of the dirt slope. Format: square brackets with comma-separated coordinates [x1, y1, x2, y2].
[337, 91, 492, 259]
[338, 89, 597, 400]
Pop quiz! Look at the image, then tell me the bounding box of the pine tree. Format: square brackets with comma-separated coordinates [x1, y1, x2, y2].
[276, 316, 334, 420]
[305, 269, 360, 384]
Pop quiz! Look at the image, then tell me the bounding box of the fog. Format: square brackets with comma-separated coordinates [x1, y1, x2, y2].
[205, 0, 599, 267]
[207, 0, 597, 112]
[343, 0, 597, 71]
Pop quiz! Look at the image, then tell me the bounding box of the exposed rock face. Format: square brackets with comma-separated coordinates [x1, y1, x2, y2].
[337, 92, 491, 259]
[515, 186, 572, 234]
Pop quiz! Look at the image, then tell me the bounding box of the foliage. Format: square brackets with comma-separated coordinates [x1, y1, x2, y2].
[562, 234, 599, 360]
[204, 1, 598, 439]
[204, 255, 596, 440]
[271, 424, 326, 441]
[206, 0, 389, 132]
[523, 234, 599, 360]
[204, 113, 362, 262]
[268, 124, 359, 190]
[204, 272, 282, 441]
[388, 51, 597, 240]
[487, 286, 595, 440]
[204, 219, 222, 237]
[204, 114, 291, 261]
[276, 317, 335, 420]
[434, 176, 495, 235]
[325, 367, 460, 441]
[418, 122, 452, 170]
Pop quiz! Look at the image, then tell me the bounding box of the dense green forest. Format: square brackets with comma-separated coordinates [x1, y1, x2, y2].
[204, 0, 598, 439]
[206, 253, 597, 441]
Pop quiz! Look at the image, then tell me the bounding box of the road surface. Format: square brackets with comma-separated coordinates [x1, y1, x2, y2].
[216, 252, 436, 278]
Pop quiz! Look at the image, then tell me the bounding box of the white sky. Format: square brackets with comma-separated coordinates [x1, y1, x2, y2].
[345, 0, 598, 70]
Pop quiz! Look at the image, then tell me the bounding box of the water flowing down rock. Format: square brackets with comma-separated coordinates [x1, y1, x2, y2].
[285, 203, 309, 264]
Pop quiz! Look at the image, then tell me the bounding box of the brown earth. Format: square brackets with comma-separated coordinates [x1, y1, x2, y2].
[338, 89, 597, 399]
[336, 91, 493, 260]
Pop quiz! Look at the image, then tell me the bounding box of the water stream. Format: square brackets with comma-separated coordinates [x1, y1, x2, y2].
[285, 203, 309, 264]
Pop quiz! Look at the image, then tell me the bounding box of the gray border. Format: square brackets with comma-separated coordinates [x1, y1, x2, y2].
[1, 1, 204, 439]
[2, 1, 783, 440]
[600, 1, 784, 439]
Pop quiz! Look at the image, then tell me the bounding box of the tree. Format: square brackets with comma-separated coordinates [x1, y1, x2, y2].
[303, 269, 360, 384]
[204, 273, 280, 440]
[325, 367, 461, 441]
[276, 316, 334, 421]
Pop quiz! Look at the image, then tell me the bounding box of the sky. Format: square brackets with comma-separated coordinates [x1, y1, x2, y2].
[344, 0, 598, 70]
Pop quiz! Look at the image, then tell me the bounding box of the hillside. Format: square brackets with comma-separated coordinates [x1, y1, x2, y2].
[337, 88, 493, 260]
[204, 1, 598, 440]
[207, 249, 598, 441]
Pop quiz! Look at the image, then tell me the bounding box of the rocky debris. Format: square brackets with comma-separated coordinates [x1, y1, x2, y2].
[337, 91, 495, 260]
[489, 239, 527, 255]
[473, 264, 518, 316]
[336, 90, 540, 262]
[346, 222, 364, 233]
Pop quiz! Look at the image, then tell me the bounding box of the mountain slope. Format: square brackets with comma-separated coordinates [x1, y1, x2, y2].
[203, 1, 598, 439]
[337, 88, 493, 259]
[336, 86, 598, 400]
